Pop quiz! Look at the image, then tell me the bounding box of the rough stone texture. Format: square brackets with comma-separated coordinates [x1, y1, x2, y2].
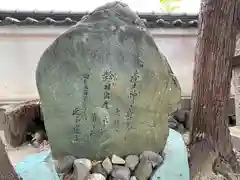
[1, 99, 42, 147]
[36, 1, 181, 160]
[125, 155, 139, 171]
[102, 157, 112, 174]
[111, 165, 131, 180]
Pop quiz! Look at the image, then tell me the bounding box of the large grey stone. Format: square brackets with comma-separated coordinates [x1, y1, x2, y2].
[36, 1, 181, 160]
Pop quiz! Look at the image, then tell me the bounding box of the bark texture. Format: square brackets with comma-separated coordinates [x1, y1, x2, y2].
[0, 138, 20, 180]
[189, 0, 239, 179]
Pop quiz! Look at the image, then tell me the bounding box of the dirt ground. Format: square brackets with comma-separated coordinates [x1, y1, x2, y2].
[0, 130, 47, 165]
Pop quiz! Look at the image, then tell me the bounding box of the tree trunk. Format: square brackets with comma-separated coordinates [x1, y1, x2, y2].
[189, 0, 240, 179]
[0, 138, 20, 180]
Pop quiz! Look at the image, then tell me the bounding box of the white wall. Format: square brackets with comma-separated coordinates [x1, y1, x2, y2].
[0, 26, 200, 104]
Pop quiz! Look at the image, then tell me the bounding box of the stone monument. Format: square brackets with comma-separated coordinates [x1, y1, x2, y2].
[36, 1, 181, 160]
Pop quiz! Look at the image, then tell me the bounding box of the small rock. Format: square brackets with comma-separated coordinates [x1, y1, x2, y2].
[130, 176, 137, 180]
[134, 158, 152, 180]
[168, 116, 179, 129]
[112, 154, 125, 165]
[102, 157, 113, 174]
[54, 155, 76, 173]
[74, 158, 92, 170]
[91, 163, 107, 178]
[85, 173, 106, 180]
[140, 151, 163, 168]
[125, 155, 139, 171]
[177, 124, 185, 134]
[73, 161, 89, 180]
[111, 165, 131, 180]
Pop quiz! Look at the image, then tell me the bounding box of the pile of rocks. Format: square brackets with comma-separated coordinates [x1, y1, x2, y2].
[57, 151, 163, 180]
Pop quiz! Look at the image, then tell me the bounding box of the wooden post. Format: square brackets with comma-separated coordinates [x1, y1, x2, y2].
[189, 0, 240, 178]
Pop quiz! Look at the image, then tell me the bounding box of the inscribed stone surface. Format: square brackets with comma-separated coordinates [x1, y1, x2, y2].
[36, 1, 181, 160]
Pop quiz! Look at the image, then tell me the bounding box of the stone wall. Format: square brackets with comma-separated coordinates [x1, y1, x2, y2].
[0, 27, 198, 103]
[0, 27, 235, 104]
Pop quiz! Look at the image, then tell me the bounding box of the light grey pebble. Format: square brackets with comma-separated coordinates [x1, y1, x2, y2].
[74, 158, 92, 170]
[140, 151, 163, 168]
[85, 173, 106, 180]
[73, 162, 89, 180]
[134, 158, 152, 180]
[130, 176, 137, 180]
[102, 157, 113, 174]
[54, 155, 76, 173]
[111, 165, 131, 180]
[125, 155, 139, 171]
[112, 154, 125, 165]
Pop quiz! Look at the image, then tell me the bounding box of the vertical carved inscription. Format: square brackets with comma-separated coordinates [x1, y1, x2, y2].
[101, 68, 117, 131]
[71, 74, 89, 143]
[114, 108, 121, 131]
[101, 68, 117, 110]
[125, 70, 141, 128]
[90, 112, 97, 136]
